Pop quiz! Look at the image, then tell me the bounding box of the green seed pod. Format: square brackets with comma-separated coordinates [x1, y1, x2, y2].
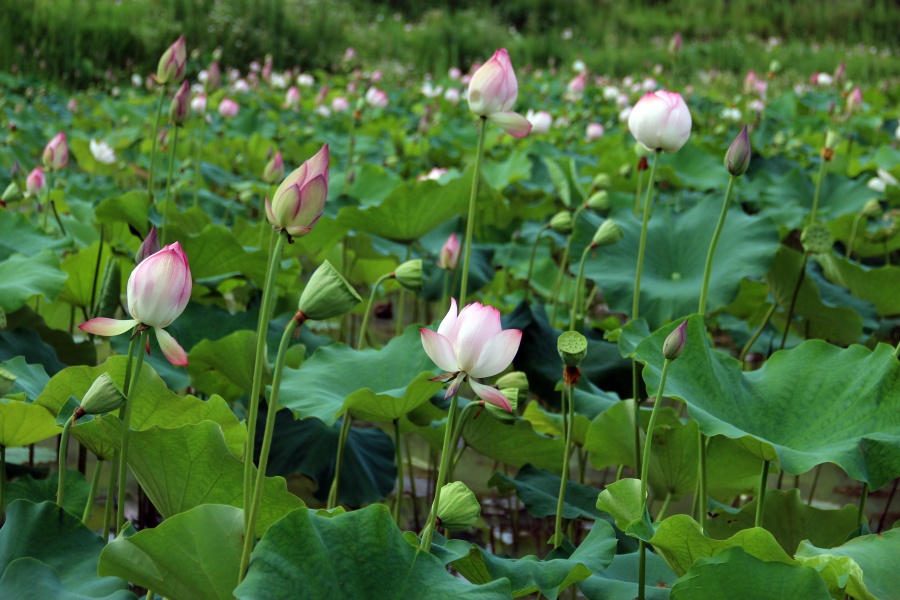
[586, 190, 610, 211]
[592, 173, 612, 189]
[393, 259, 423, 291]
[800, 224, 833, 255]
[80, 373, 125, 416]
[484, 389, 518, 424]
[550, 211, 574, 235]
[297, 260, 362, 321]
[436, 481, 481, 530]
[495, 371, 528, 395]
[592, 219, 624, 247]
[558, 331, 588, 367]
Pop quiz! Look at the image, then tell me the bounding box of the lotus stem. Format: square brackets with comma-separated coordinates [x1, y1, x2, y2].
[193, 109, 207, 208]
[553, 383, 576, 547]
[857, 482, 869, 527]
[809, 157, 829, 227]
[448, 401, 479, 481]
[57, 414, 75, 510]
[147, 85, 166, 201]
[239, 312, 302, 581]
[358, 272, 392, 350]
[326, 414, 353, 509]
[393, 419, 404, 525]
[846, 211, 865, 260]
[656, 492, 673, 522]
[83, 459, 104, 524]
[807, 464, 823, 505]
[459, 117, 487, 306]
[116, 328, 150, 532]
[699, 432, 709, 533]
[877, 478, 898, 532]
[419, 388, 461, 553]
[406, 434, 420, 531]
[549, 233, 573, 327]
[755, 460, 770, 528]
[88, 225, 105, 319]
[779, 253, 809, 350]
[524, 226, 550, 302]
[570, 243, 594, 331]
[103, 452, 117, 540]
[698, 175, 736, 315]
[160, 126, 180, 246]
[739, 303, 777, 367]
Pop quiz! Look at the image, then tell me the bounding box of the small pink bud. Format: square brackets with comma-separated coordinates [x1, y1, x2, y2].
[169, 80, 191, 126]
[365, 87, 388, 108]
[218, 98, 239, 118]
[585, 123, 605, 142]
[331, 96, 350, 112]
[206, 61, 221, 91]
[724, 125, 751, 176]
[25, 167, 45, 197]
[135, 226, 160, 264]
[663, 320, 688, 360]
[438, 233, 461, 270]
[846, 87, 863, 114]
[157, 35, 187, 85]
[262, 150, 284, 184]
[42, 132, 68, 171]
[285, 86, 301, 108]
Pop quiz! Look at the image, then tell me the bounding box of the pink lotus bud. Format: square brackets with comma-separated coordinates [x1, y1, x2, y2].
[135, 226, 160, 264]
[567, 73, 586, 95]
[526, 109, 553, 135]
[467, 49, 531, 138]
[331, 96, 350, 112]
[365, 87, 389, 108]
[448, 67, 462, 80]
[156, 35, 187, 85]
[663, 320, 688, 360]
[66, 98, 79, 112]
[262, 56, 273, 82]
[262, 150, 284, 184]
[585, 123, 605, 142]
[191, 94, 206, 114]
[438, 232, 461, 270]
[285, 86, 301, 108]
[743, 70, 758, 94]
[628, 90, 692, 153]
[668, 32, 683, 55]
[42, 132, 68, 171]
[89, 139, 116, 165]
[265, 144, 329, 237]
[846, 87, 863, 113]
[724, 125, 751, 176]
[314, 86, 329, 105]
[206, 61, 221, 91]
[834, 61, 846, 85]
[25, 167, 45, 197]
[343, 47, 356, 62]
[169, 80, 191, 126]
[371, 70, 383, 83]
[218, 98, 239, 118]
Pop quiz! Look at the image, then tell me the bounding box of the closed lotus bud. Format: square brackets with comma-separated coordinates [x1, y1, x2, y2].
[467, 49, 532, 138]
[157, 35, 187, 85]
[169, 80, 191, 126]
[128, 242, 192, 328]
[266, 144, 329, 237]
[496, 371, 528, 395]
[218, 98, 239, 118]
[435, 481, 481, 530]
[592, 173, 611, 189]
[587, 190, 610, 211]
[558, 331, 588, 367]
[724, 125, 751, 176]
[135, 226, 160, 264]
[262, 151, 284, 184]
[846, 87, 863, 114]
[438, 232, 461, 270]
[2, 181, 23, 203]
[27, 167, 47, 195]
[77, 373, 125, 418]
[297, 260, 362, 321]
[628, 90, 692, 153]
[42, 132, 68, 171]
[484, 389, 518, 423]
[592, 219, 623, 247]
[663, 320, 688, 360]
[550, 211, 573, 235]
[393, 259, 423, 291]
[206, 61, 221, 92]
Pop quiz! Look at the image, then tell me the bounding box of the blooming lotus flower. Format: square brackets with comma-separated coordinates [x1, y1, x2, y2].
[25, 167, 45, 197]
[157, 35, 187, 85]
[585, 123, 605, 142]
[628, 90, 692, 153]
[285, 86, 301, 109]
[218, 98, 239, 117]
[526, 109, 553, 135]
[567, 73, 586, 95]
[265, 144, 329, 237]
[42, 132, 68, 171]
[365, 87, 389, 108]
[79, 242, 192, 366]
[467, 49, 532, 138]
[90, 139, 116, 165]
[420, 299, 522, 411]
[331, 96, 350, 112]
[438, 232, 461, 270]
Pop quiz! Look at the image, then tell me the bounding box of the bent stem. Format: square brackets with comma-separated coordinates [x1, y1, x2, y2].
[553, 384, 576, 547]
[116, 328, 150, 532]
[755, 460, 770, 528]
[524, 226, 549, 302]
[807, 464, 823, 505]
[326, 414, 353, 509]
[358, 272, 392, 350]
[160, 127, 180, 245]
[243, 230, 286, 534]
[147, 85, 166, 201]
[846, 211, 865, 260]
[57, 415, 75, 509]
[459, 117, 487, 306]
[239, 313, 302, 581]
[83, 459, 103, 524]
[698, 175, 736, 315]
[419, 388, 461, 553]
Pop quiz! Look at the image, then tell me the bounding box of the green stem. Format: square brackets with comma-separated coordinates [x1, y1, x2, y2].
[809, 157, 829, 227]
[549, 235, 573, 327]
[41, 177, 51, 231]
[846, 211, 865, 260]
[50, 194, 67, 237]
[419, 389, 461, 553]
[633, 151, 661, 321]
[89, 225, 104, 319]
[807, 464, 823, 505]
[448, 402, 479, 481]
[395, 246, 411, 337]
[0, 445, 5, 516]
[634, 166, 643, 219]
[640, 359, 671, 504]
[358, 272, 392, 350]
[755, 460, 770, 528]
[147, 86, 166, 201]
[326, 414, 353, 509]
[699, 433, 709, 533]
[857, 482, 869, 527]
[739, 303, 777, 366]
[102, 452, 117, 540]
[160, 126, 180, 246]
[780, 254, 809, 350]
[698, 176, 736, 315]
[459, 117, 487, 306]
[441, 269, 450, 314]
[83, 459, 104, 524]
[239, 314, 302, 581]
[57, 415, 75, 510]
[656, 492, 672, 522]
[116, 328, 150, 532]
[243, 230, 285, 534]
[553, 384, 576, 547]
[524, 226, 549, 302]
[570, 243, 593, 331]
[193, 110, 207, 208]
[393, 419, 404, 525]
[638, 539, 647, 600]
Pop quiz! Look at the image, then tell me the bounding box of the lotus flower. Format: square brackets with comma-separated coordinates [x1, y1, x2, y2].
[437, 232, 460, 270]
[846, 87, 863, 113]
[285, 86, 301, 109]
[526, 110, 553, 135]
[265, 144, 329, 237]
[79, 242, 192, 366]
[331, 96, 350, 112]
[25, 167, 46, 197]
[191, 94, 207, 114]
[42, 132, 68, 171]
[466, 49, 532, 138]
[157, 35, 187, 85]
[262, 150, 284, 184]
[218, 98, 239, 117]
[420, 299, 522, 412]
[89, 139, 116, 165]
[628, 90, 692, 153]
[585, 123, 605, 142]
[365, 87, 389, 108]
[169, 80, 191, 126]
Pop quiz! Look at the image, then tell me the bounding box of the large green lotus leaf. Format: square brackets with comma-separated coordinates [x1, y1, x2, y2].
[0, 398, 60, 447]
[669, 546, 831, 600]
[488, 464, 605, 520]
[0, 500, 133, 599]
[815, 253, 900, 316]
[34, 357, 244, 459]
[647, 418, 700, 500]
[98, 504, 242, 600]
[0, 250, 68, 313]
[127, 421, 303, 535]
[345, 162, 403, 206]
[462, 412, 565, 473]
[795, 528, 900, 600]
[235, 504, 511, 599]
[662, 143, 732, 191]
[177, 224, 269, 287]
[522, 401, 591, 447]
[580, 203, 778, 328]
[342, 372, 442, 423]
[596, 478, 654, 539]
[186, 330, 260, 403]
[94, 190, 152, 236]
[1, 307, 97, 372]
[337, 169, 471, 243]
[0, 211, 69, 260]
[2, 470, 89, 516]
[442, 520, 618, 599]
[0, 356, 49, 401]
[482, 147, 532, 191]
[577, 551, 676, 600]
[635, 315, 900, 489]
[766, 246, 863, 345]
[704, 435, 768, 500]
[278, 326, 439, 426]
[826, 212, 900, 259]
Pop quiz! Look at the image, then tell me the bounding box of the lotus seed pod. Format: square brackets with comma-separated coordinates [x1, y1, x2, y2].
[663, 320, 688, 360]
[801, 224, 833, 255]
[484, 389, 518, 424]
[394, 259, 423, 291]
[496, 371, 528, 395]
[587, 190, 610, 211]
[558, 331, 588, 367]
[592, 173, 612, 189]
[79, 373, 126, 417]
[862, 200, 882, 217]
[550, 211, 574, 235]
[297, 260, 362, 321]
[436, 481, 481, 530]
[592, 219, 624, 247]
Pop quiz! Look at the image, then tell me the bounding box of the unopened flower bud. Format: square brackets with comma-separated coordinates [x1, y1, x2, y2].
[550, 211, 573, 235]
[135, 226, 161, 265]
[2, 182, 23, 203]
[558, 331, 588, 367]
[262, 151, 284, 184]
[824, 130, 841, 151]
[592, 219, 623, 247]
[587, 190, 610, 211]
[496, 371, 528, 395]
[77, 373, 125, 418]
[393, 259, 423, 291]
[592, 173, 611, 189]
[483, 389, 518, 423]
[724, 125, 751, 176]
[663, 320, 688, 360]
[297, 260, 362, 321]
[157, 35, 187, 85]
[435, 481, 481, 530]
[169, 80, 191, 126]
